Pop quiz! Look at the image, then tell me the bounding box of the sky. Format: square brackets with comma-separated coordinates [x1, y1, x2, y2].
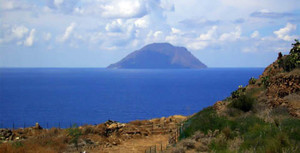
[0, 0, 299, 68]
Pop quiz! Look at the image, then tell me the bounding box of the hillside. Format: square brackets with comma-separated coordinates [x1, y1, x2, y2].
[107, 43, 207, 69]
[0, 115, 186, 153]
[166, 40, 300, 153]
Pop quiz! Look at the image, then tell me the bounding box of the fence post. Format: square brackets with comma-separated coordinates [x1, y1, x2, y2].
[161, 143, 163, 151]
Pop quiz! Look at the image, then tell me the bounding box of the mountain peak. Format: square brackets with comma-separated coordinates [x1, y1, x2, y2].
[107, 43, 207, 69]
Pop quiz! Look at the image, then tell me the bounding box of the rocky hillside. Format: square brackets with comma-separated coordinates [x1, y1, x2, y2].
[0, 115, 186, 153]
[166, 40, 300, 153]
[107, 43, 207, 69]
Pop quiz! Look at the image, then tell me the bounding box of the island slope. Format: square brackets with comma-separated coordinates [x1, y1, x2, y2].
[107, 43, 207, 69]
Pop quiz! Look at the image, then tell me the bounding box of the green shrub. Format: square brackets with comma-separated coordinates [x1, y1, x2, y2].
[179, 107, 231, 139]
[240, 123, 291, 152]
[233, 116, 266, 135]
[231, 95, 254, 112]
[231, 87, 246, 99]
[12, 141, 23, 148]
[290, 39, 300, 54]
[67, 124, 82, 150]
[280, 118, 300, 141]
[209, 139, 228, 152]
[222, 127, 233, 140]
[278, 39, 300, 72]
[248, 77, 257, 85]
[261, 76, 270, 87]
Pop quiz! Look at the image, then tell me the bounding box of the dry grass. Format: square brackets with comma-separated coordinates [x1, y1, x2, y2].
[284, 93, 300, 109]
[0, 128, 68, 153]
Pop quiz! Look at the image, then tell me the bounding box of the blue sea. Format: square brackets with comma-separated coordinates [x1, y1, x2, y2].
[0, 68, 264, 128]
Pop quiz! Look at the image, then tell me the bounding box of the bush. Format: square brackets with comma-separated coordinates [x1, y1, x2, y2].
[179, 107, 230, 139]
[240, 123, 292, 152]
[234, 116, 266, 135]
[261, 76, 270, 87]
[280, 118, 300, 141]
[12, 141, 23, 148]
[67, 124, 82, 150]
[231, 95, 254, 112]
[248, 77, 257, 85]
[171, 147, 185, 153]
[231, 87, 246, 99]
[278, 39, 300, 72]
[181, 139, 196, 150]
[209, 139, 228, 152]
[222, 127, 233, 140]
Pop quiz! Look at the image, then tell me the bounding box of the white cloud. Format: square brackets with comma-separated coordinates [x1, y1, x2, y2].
[101, 0, 148, 18]
[165, 26, 218, 50]
[105, 19, 123, 32]
[160, 0, 174, 11]
[186, 41, 208, 50]
[58, 22, 76, 42]
[219, 26, 241, 41]
[1, 1, 15, 10]
[0, 0, 31, 10]
[199, 26, 217, 41]
[171, 28, 181, 34]
[12, 25, 29, 39]
[43, 32, 52, 41]
[146, 30, 165, 43]
[54, 0, 64, 8]
[24, 29, 36, 47]
[251, 31, 260, 38]
[274, 23, 297, 41]
[153, 31, 163, 38]
[134, 16, 149, 28]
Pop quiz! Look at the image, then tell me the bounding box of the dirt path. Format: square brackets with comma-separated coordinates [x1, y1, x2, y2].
[88, 135, 169, 153]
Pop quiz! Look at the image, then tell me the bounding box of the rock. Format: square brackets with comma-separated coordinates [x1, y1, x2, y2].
[34, 122, 42, 129]
[213, 101, 225, 111]
[0, 129, 13, 140]
[108, 123, 118, 129]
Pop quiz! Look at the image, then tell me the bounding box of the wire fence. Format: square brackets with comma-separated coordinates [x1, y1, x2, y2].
[144, 122, 188, 153]
[145, 143, 170, 153]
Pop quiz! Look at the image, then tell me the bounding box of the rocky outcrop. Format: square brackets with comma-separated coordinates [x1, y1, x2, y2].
[0, 129, 14, 141]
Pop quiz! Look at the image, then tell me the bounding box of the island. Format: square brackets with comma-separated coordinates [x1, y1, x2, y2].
[107, 43, 207, 69]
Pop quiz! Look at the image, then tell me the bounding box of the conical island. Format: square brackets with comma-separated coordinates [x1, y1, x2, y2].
[107, 43, 207, 69]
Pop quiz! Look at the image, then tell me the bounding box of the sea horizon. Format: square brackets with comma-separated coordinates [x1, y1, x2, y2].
[0, 68, 264, 128]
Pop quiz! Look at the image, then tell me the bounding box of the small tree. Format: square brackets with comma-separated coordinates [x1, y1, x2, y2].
[248, 77, 257, 85]
[67, 124, 82, 150]
[290, 39, 300, 54]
